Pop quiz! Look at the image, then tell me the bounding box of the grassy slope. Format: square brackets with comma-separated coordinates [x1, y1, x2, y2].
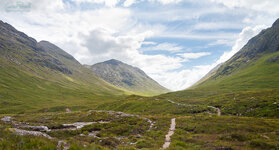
[171, 115, 279, 150]
[195, 51, 279, 92]
[0, 56, 128, 114]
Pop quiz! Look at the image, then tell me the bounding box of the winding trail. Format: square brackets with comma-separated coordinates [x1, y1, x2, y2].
[167, 99, 221, 116]
[167, 100, 197, 107]
[162, 118, 176, 149]
[208, 106, 221, 116]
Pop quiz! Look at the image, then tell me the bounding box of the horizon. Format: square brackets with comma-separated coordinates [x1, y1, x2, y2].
[1, 0, 279, 90]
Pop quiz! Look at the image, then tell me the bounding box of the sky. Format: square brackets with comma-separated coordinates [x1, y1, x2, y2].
[0, 0, 279, 91]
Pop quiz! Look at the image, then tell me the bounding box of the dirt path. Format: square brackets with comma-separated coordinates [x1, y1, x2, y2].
[167, 100, 221, 116]
[208, 106, 221, 116]
[167, 100, 197, 107]
[162, 118, 176, 149]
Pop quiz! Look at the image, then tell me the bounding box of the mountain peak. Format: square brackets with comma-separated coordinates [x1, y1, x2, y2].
[104, 59, 123, 65]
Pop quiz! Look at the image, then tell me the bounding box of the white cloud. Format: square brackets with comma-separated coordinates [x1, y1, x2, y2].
[141, 42, 184, 52]
[193, 21, 243, 30]
[178, 52, 211, 61]
[72, 0, 121, 7]
[150, 64, 214, 90]
[208, 39, 234, 47]
[211, 0, 279, 14]
[150, 0, 183, 4]
[142, 41, 157, 45]
[216, 25, 266, 64]
[123, 0, 137, 7]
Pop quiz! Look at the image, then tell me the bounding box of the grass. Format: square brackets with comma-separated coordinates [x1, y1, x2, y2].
[1, 111, 279, 149]
[170, 115, 279, 150]
[0, 58, 128, 114]
[0, 125, 57, 150]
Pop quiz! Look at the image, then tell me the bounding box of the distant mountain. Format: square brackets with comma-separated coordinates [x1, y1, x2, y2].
[89, 59, 169, 95]
[192, 18, 279, 91]
[0, 20, 126, 113]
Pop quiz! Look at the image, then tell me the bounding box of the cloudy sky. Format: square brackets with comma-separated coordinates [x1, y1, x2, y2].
[0, 0, 279, 91]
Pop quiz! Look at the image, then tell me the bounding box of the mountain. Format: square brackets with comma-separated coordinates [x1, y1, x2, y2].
[0, 20, 127, 113]
[88, 59, 169, 95]
[191, 18, 279, 91]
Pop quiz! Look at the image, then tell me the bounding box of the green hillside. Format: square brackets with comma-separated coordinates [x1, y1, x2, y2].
[0, 20, 128, 114]
[89, 59, 169, 96]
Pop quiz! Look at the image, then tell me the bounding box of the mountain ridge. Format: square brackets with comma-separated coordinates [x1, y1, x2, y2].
[89, 59, 169, 96]
[0, 20, 128, 113]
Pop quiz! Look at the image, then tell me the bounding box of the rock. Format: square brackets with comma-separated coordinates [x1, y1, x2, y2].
[63, 122, 95, 129]
[20, 125, 50, 132]
[65, 108, 71, 113]
[57, 140, 70, 150]
[88, 131, 100, 138]
[1, 116, 12, 122]
[267, 56, 279, 62]
[10, 128, 53, 139]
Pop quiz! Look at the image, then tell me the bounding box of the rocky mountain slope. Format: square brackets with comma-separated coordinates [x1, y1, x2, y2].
[89, 59, 169, 95]
[0, 20, 127, 113]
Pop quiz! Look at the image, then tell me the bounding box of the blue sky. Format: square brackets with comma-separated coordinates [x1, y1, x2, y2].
[0, 0, 279, 90]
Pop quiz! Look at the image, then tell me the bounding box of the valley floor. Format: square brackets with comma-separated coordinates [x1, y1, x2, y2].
[0, 107, 279, 150]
